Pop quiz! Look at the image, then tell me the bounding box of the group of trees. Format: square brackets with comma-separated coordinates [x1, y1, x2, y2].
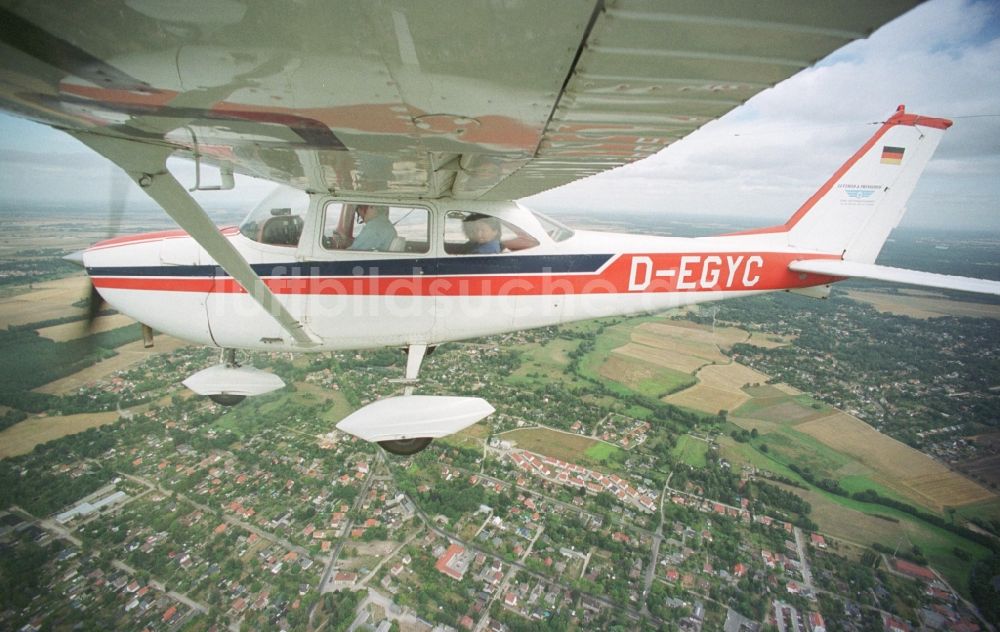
[0, 254, 77, 287]
[0, 534, 52, 610]
[723, 291, 1000, 441]
[0, 324, 142, 411]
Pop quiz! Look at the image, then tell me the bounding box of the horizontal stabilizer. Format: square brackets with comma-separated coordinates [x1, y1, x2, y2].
[789, 259, 1000, 296]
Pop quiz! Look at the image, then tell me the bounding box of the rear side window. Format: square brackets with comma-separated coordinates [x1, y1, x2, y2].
[443, 211, 539, 255]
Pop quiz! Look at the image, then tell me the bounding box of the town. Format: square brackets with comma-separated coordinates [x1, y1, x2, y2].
[0, 217, 998, 631]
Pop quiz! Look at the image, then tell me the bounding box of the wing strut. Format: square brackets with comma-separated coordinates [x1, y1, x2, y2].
[71, 132, 319, 348]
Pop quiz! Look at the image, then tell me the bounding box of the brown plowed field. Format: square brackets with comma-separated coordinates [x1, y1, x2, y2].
[0, 276, 89, 328]
[796, 412, 994, 511]
[665, 363, 769, 414]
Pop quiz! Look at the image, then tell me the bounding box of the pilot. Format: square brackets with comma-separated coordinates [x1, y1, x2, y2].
[462, 214, 502, 254]
[348, 205, 397, 251]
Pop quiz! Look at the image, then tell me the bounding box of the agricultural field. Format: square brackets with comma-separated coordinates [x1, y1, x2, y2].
[597, 353, 693, 398]
[589, 317, 785, 415]
[642, 319, 749, 350]
[295, 382, 355, 424]
[956, 431, 1000, 489]
[796, 412, 994, 512]
[591, 318, 760, 399]
[725, 385, 996, 513]
[509, 337, 575, 378]
[718, 434, 994, 593]
[440, 420, 491, 450]
[742, 332, 796, 349]
[665, 362, 770, 414]
[37, 313, 135, 341]
[781, 479, 991, 594]
[34, 334, 190, 395]
[0, 411, 120, 458]
[731, 391, 828, 424]
[500, 427, 623, 468]
[0, 274, 89, 328]
[845, 288, 1000, 319]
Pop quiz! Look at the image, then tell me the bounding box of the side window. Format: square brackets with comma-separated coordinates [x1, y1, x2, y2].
[322, 203, 429, 253]
[238, 186, 308, 247]
[444, 211, 540, 255]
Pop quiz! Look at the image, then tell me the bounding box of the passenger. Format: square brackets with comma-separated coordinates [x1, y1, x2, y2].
[348, 205, 397, 251]
[462, 214, 502, 254]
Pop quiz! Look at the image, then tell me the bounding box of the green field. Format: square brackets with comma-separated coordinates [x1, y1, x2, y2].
[795, 480, 992, 595]
[577, 321, 632, 382]
[732, 392, 826, 423]
[584, 441, 621, 463]
[508, 337, 577, 380]
[672, 435, 709, 467]
[439, 421, 490, 450]
[617, 359, 696, 399]
[503, 427, 625, 470]
[755, 427, 854, 481]
[575, 318, 695, 398]
[718, 435, 993, 593]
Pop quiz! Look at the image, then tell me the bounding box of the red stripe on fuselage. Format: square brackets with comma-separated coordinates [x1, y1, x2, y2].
[89, 226, 239, 251]
[91, 252, 841, 295]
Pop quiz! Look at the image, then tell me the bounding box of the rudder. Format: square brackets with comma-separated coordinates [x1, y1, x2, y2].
[784, 106, 951, 262]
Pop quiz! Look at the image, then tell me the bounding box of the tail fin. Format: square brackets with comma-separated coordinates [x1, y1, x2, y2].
[783, 106, 951, 262]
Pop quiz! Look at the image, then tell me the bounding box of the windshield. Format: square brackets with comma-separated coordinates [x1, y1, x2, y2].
[238, 186, 309, 247]
[531, 210, 574, 242]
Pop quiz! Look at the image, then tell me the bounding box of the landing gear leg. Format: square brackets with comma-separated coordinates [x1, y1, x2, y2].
[207, 349, 247, 406]
[402, 343, 427, 396]
[378, 344, 433, 455]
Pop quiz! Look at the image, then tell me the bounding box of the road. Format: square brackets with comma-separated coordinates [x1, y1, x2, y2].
[111, 559, 209, 614]
[792, 527, 814, 592]
[640, 471, 672, 614]
[357, 529, 423, 587]
[320, 451, 382, 594]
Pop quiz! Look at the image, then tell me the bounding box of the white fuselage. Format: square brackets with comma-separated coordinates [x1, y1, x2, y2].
[83, 199, 839, 352]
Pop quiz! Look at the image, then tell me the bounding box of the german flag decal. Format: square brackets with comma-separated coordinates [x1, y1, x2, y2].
[881, 145, 905, 165]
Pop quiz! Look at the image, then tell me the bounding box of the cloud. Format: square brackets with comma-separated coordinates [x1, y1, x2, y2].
[529, 0, 1000, 230]
[0, 0, 997, 231]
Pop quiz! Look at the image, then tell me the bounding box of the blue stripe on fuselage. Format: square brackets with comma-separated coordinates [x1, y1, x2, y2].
[87, 254, 616, 278]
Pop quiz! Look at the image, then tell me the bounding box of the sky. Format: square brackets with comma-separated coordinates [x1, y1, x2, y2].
[0, 0, 998, 231]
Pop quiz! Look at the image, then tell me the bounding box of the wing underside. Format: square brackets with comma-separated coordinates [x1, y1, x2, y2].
[0, 0, 918, 200]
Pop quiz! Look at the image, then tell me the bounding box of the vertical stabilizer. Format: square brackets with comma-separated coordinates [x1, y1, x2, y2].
[783, 106, 951, 262]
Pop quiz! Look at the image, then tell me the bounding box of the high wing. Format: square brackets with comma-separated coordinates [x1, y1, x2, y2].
[0, 0, 919, 200]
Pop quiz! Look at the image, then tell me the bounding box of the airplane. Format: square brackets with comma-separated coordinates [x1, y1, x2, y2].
[1, 1, 997, 455]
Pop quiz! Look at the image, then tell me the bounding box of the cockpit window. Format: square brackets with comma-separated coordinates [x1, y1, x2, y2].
[444, 211, 540, 254]
[532, 210, 574, 242]
[239, 186, 308, 247]
[322, 202, 429, 253]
